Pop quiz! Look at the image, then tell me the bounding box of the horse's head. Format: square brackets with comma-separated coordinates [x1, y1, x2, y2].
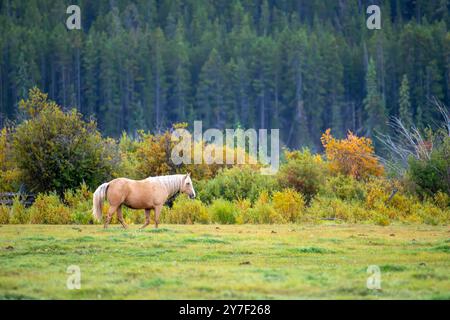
[181, 173, 196, 199]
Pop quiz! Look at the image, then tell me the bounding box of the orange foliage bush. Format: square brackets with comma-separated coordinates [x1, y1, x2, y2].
[135, 129, 174, 177]
[134, 124, 224, 179]
[321, 129, 384, 180]
[134, 123, 258, 180]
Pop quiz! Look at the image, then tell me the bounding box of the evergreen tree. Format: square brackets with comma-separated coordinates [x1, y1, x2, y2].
[283, 28, 310, 148]
[151, 28, 167, 131]
[250, 36, 275, 130]
[196, 48, 226, 128]
[82, 32, 98, 117]
[364, 58, 387, 137]
[14, 51, 32, 103]
[399, 74, 413, 127]
[98, 36, 121, 136]
[166, 21, 191, 123]
[259, 0, 270, 36]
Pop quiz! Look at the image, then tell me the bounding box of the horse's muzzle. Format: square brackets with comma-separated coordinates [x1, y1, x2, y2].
[189, 194, 195, 199]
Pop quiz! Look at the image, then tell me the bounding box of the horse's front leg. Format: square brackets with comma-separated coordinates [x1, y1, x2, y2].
[154, 205, 162, 229]
[140, 209, 151, 229]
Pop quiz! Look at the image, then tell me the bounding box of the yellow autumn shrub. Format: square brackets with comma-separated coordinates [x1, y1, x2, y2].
[9, 197, 28, 224]
[272, 189, 305, 223]
[29, 193, 71, 224]
[364, 178, 391, 209]
[115, 132, 141, 179]
[0, 127, 20, 192]
[308, 195, 376, 223]
[235, 198, 252, 224]
[0, 205, 10, 224]
[433, 191, 450, 210]
[164, 194, 210, 224]
[249, 191, 284, 224]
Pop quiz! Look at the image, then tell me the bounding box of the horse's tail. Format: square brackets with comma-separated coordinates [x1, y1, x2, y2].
[92, 182, 109, 222]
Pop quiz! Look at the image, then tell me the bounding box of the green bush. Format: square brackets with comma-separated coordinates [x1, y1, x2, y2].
[305, 191, 449, 226]
[235, 199, 252, 224]
[28, 193, 71, 224]
[163, 194, 210, 224]
[414, 202, 450, 225]
[9, 197, 29, 224]
[307, 196, 371, 223]
[434, 191, 450, 210]
[12, 88, 119, 194]
[277, 149, 325, 203]
[373, 212, 391, 226]
[64, 183, 94, 224]
[248, 191, 284, 224]
[70, 210, 94, 225]
[321, 175, 366, 201]
[0, 205, 10, 224]
[115, 132, 142, 179]
[209, 199, 237, 224]
[198, 166, 279, 204]
[408, 136, 450, 199]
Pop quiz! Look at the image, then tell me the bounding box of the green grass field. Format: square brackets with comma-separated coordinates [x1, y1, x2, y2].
[0, 224, 449, 300]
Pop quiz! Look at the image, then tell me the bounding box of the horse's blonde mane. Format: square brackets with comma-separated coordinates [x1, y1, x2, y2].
[146, 174, 185, 196]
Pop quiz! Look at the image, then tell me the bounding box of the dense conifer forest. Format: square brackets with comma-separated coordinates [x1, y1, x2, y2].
[0, 0, 449, 150]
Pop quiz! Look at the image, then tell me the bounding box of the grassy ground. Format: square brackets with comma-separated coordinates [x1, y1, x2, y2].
[0, 223, 449, 300]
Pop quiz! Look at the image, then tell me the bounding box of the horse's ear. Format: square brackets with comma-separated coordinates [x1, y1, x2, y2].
[186, 172, 191, 178]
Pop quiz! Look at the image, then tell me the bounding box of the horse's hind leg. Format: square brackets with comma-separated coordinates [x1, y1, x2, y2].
[140, 209, 151, 229]
[154, 205, 162, 229]
[116, 206, 128, 229]
[104, 205, 117, 229]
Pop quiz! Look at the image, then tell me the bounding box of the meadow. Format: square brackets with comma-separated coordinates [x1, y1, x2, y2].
[1, 90, 449, 300]
[0, 223, 449, 300]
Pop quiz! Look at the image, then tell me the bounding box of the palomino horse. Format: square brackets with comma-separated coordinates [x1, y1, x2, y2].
[92, 173, 196, 229]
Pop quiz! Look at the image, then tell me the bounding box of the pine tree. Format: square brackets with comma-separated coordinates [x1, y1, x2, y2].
[224, 58, 240, 126]
[196, 48, 226, 128]
[137, 30, 154, 130]
[130, 100, 145, 135]
[250, 36, 275, 130]
[363, 58, 387, 137]
[399, 74, 413, 128]
[166, 21, 190, 123]
[301, 31, 324, 148]
[283, 28, 310, 148]
[322, 34, 344, 137]
[14, 51, 32, 103]
[52, 24, 72, 109]
[98, 36, 121, 136]
[82, 32, 98, 117]
[151, 28, 167, 131]
[259, 0, 270, 36]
